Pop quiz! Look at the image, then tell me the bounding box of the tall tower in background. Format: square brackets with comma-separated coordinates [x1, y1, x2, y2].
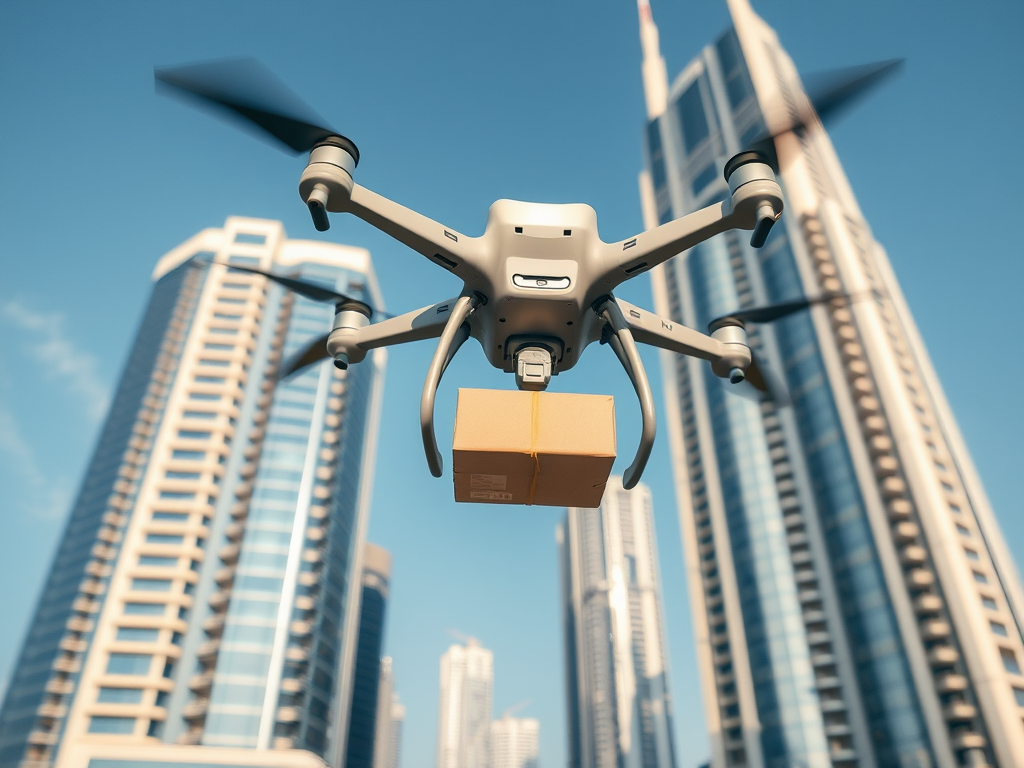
[0, 217, 387, 768]
[437, 638, 494, 768]
[346, 543, 393, 768]
[637, 2, 1024, 768]
[372, 658, 404, 768]
[558, 477, 677, 768]
[490, 714, 539, 768]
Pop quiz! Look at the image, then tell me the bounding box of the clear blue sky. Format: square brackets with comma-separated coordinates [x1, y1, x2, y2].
[1, 2, 1021, 767]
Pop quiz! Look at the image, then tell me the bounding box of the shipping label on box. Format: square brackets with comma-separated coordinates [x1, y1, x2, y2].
[452, 388, 616, 508]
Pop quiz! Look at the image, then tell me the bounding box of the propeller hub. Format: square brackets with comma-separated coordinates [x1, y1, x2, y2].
[708, 315, 746, 334]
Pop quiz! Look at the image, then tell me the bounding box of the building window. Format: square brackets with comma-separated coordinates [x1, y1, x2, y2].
[234, 232, 266, 245]
[991, 622, 1008, 637]
[183, 410, 217, 420]
[152, 512, 190, 523]
[131, 579, 173, 592]
[194, 376, 226, 384]
[88, 717, 136, 734]
[147, 719, 166, 738]
[198, 358, 231, 367]
[138, 555, 178, 567]
[691, 163, 718, 196]
[189, 392, 222, 401]
[677, 79, 711, 153]
[973, 571, 989, 584]
[213, 313, 241, 321]
[981, 596, 997, 610]
[116, 627, 161, 642]
[159, 491, 195, 501]
[97, 688, 144, 704]
[124, 603, 165, 616]
[956, 524, 971, 537]
[177, 430, 212, 440]
[165, 471, 201, 481]
[1001, 648, 1022, 675]
[228, 254, 261, 266]
[964, 548, 980, 561]
[1013, 687, 1024, 706]
[145, 534, 185, 545]
[107, 653, 153, 676]
[949, 502, 962, 514]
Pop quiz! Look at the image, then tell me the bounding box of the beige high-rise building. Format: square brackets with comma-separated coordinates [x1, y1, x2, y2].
[0, 217, 387, 768]
[490, 715, 539, 768]
[437, 639, 494, 768]
[558, 477, 676, 768]
[636, 1, 1024, 767]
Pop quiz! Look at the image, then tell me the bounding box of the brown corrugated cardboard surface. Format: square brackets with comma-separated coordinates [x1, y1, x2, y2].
[452, 388, 616, 507]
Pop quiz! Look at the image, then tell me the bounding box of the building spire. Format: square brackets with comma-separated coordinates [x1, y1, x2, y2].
[637, 0, 669, 119]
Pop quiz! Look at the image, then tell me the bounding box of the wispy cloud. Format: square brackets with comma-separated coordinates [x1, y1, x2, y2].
[1, 301, 112, 422]
[0, 406, 72, 520]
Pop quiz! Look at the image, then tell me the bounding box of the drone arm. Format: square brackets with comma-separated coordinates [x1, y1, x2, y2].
[613, 299, 722, 362]
[420, 295, 479, 478]
[605, 201, 734, 283]
[346, 185, 479, 277]
[596, 299, 656, 491]
[349, 298, 464, 351]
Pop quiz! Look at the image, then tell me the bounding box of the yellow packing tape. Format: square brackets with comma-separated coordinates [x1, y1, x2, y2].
[527, 391, 541, 506]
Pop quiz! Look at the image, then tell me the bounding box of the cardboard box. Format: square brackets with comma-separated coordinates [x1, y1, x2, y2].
[452, 388, 616, 508]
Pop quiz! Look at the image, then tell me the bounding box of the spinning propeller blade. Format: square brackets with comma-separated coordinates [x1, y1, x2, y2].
[714, 292, 865, 406]
[742, 59, 903, 170]
[155, 58, 359, 161]
[742, 353, 791, 407]
[281, 333, 332, 380]
[220, 263, 377, 310]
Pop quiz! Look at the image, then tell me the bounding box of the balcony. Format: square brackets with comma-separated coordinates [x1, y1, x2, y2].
[189, 671, 215, 692]
[59, 637, 87, 653]
[815, 676, 842, 691]
[182, 699, 209, 719]
[893, 522, 919, 542]
[196, 639, 221, 660]
[900, 546, 927, 566]
[935, 673, 968, 693]
[905, 569, 935, 590]
[36, 703, 67, 719]
[51, 657, 81, 674]
[888, 499, 913, 520]
[950, 732, 986, 751]
[928, 646, 959, 667]
[920, 620, 951, 640]
[943, 702, 976, 721]
[72, 598, 99, 613]
[218, 543, 240, 564]
[45, 679, 74, 695]
[913, 595, 943, 615]
[66, 616, 93, 633]
[27, 730, 59, 746]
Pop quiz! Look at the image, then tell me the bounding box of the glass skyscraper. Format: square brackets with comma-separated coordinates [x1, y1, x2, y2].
[635, 2, 1024, 768]
[558, 477, 677, 768]
[0, 216, 387, 768]
[345, 543, 392, 768]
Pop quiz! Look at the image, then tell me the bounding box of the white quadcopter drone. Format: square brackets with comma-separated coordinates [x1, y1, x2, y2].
[156, 58, 898, 490]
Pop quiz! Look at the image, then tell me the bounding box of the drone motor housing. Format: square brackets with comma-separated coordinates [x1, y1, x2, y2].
[299, 138, 358, 228]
